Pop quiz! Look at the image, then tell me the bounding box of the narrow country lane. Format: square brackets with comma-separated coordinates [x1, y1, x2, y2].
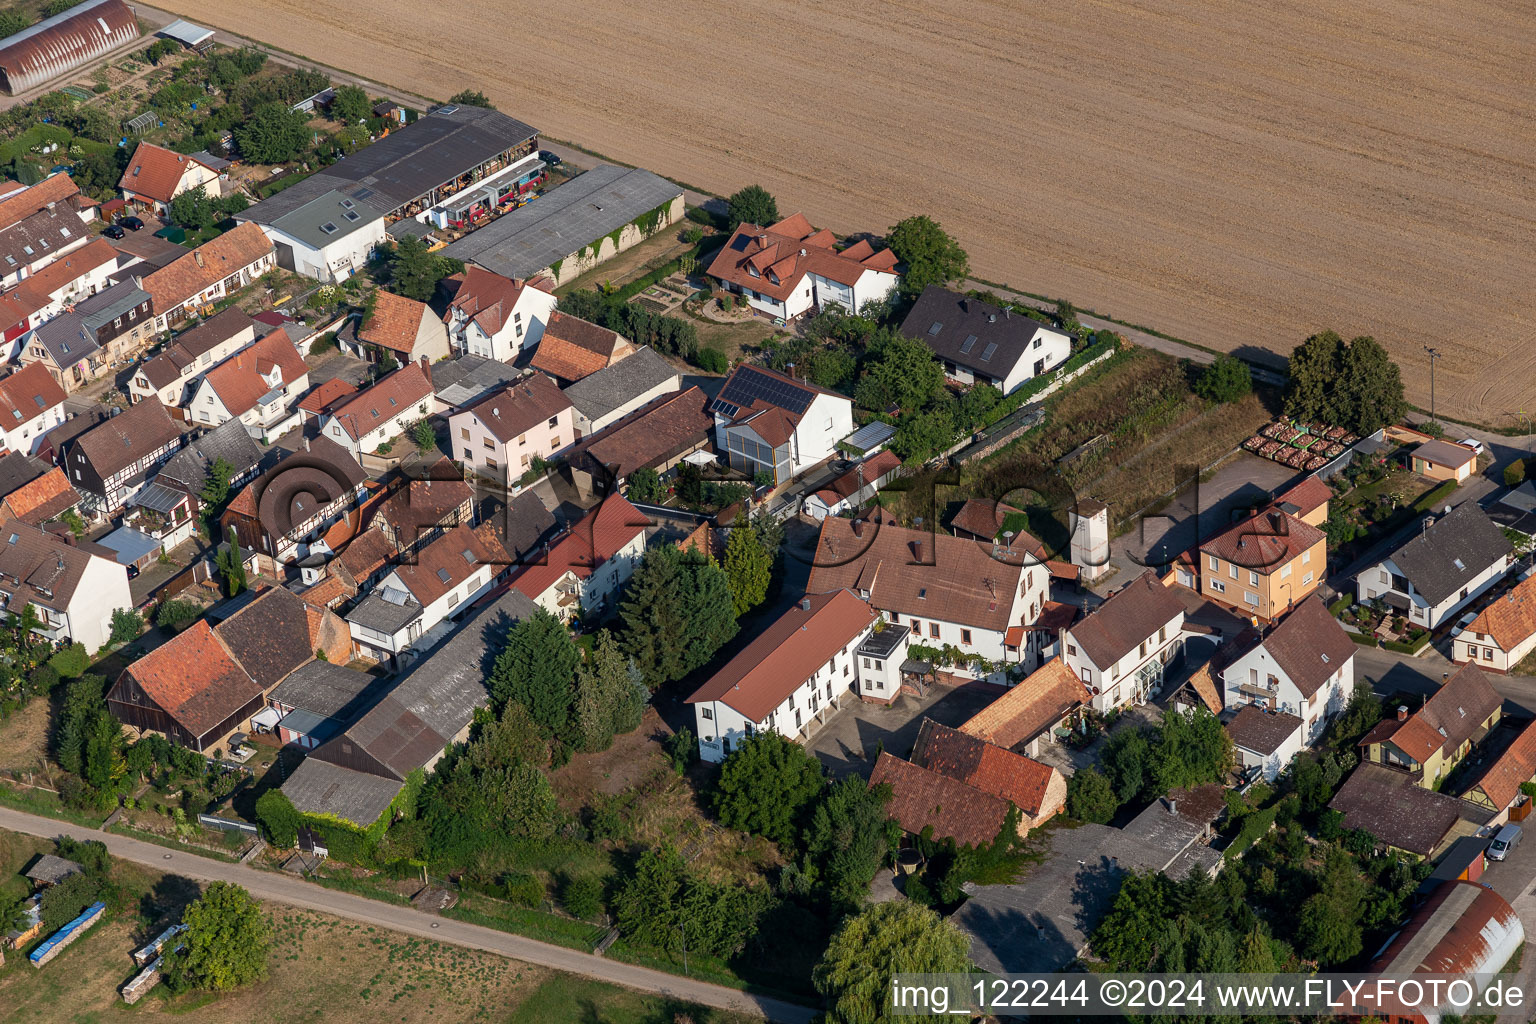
[0, 807, 816, 1024]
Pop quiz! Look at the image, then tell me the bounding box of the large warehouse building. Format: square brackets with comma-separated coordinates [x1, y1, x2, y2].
[0, 0, 139, 95]
[441, 164, 683, 287]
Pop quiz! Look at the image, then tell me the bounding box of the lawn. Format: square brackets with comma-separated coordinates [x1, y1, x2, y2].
[507, 974, 760, 1024]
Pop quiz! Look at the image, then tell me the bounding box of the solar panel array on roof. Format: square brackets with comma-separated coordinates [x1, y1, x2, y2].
[711, 365, 814, 419]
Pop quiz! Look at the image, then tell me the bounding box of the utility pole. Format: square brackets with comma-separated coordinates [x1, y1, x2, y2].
[1424, 346, 1442, 426]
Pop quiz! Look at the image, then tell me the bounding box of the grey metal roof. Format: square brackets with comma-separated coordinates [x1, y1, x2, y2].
[270, 660, 379, 718]
[562, 347, 679, 421]
[275, 707, 331, 740]
[26, 314, 99, 366]
[311, 105, 538, 213]
[97, 526, 162, 565]
[1386, 502, 1514, 607]
[442, 165, 682, 280]
[281, 756, 402, 827]
[431, 354, 520, 410]
[154, 418, 263, 493]
[842, 420, 896, 454]
[385, 218, 439, 243]
[250, 186, 391, 251]
[345, 588, 422, 634]
[188, 149, 231, 172]
[75, 280, 151, 334]
[130, 481, 185, 514]
[158, 18, 213, 46]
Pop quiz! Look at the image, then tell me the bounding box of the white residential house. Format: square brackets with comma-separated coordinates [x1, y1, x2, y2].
[127, 308, 260, 407]
[711, 364, 853, 486]
[1220, 595, 1356, 753]
[238, 187, 388, 283]
[806, 517, 1053, 677]
[184, 330, 309, 439]
[319, 361, 435, 459]
[0, 363, 68, 456]
[899, 285, 1074, 395]
[1354, 502, 1514, 631]
[687, 589, 881, 762]
[1062, 570, 1188, 712]
[344, 524, 503, 668]
[705, 212, 900, 321]
[1453, 571, 1536, 672]
[118, 142, 224, 216]
[508, 493, 649, 622]
[0, 518, 133, 653]
[444, 266, 556, 361]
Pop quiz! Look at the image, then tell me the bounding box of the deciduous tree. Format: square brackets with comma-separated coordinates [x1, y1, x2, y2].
[712, 733, 824, 850]
[1194, 354, 1253, 404]
[447, 90, 493, 108]
[1066, 765, 1118, 823]
[329, 84, 371, 124]
[813, 901, 972, 1024]
[886, 215, 969, 296]
[800, 777, 900, 915]
[726, 184, 779, 231]
[162, 882, 272, 992]
[254, 790, 300, 847]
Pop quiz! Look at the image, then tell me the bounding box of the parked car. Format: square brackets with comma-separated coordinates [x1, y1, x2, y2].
[102, 224, 125, 239]
[539, 149, 562, 167]
[1458, 438, 1486, 456]
[119, 216, 144, 231]
[1489, 823, 1522, 861]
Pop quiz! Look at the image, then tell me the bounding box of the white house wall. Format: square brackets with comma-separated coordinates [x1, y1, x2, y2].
[1064, 610, 1186, 712]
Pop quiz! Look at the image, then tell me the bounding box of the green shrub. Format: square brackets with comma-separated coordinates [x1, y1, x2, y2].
[694, 347, 728, 374]
[503, 872, 543, 907]
[1506, 459, 1527, 487]
[92, 83, 109, 95]
[156, 598, 202, 629]
[560, 874, 603, 919]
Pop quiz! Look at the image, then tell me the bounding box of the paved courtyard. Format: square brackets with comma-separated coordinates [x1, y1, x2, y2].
[806, 682, 1000, 780]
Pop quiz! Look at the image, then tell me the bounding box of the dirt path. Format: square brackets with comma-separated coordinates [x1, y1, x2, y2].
[0, 806, 816, 1023]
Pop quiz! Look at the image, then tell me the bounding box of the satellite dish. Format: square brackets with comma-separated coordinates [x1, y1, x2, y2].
[1443, 505, 1452, 515]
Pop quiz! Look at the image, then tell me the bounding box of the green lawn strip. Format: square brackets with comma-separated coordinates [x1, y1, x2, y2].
[0, 782, 108, 827]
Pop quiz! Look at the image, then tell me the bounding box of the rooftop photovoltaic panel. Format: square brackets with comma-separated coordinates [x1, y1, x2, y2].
[711, 365, 815, 418]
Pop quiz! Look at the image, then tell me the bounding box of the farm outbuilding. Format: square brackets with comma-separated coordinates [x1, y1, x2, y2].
[157, 19, 215, 54]
[0, 0, 139, 95]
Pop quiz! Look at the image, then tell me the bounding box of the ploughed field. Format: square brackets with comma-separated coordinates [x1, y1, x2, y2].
[164, 0, 1534, 421]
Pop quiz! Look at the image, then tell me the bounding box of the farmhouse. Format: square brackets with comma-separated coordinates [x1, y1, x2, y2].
[1330, 762, 1491, 858]
[0, 362, 67, 456]
[448, 374, 574, 485]
[238, 185, 389, 283]
[562, 346, 681, 437]
[62, 398, 181, 516]
[18, 280, 154, 393]
[442, 165, 683, 287]
[184, 329, 309, 438]
[349, 289, 449, 365]
[1354, 502, 1513, 630]
[687, 589, 879, 761]
[220, 436, 369, 564]
[707, 212, 900, 321]
[118, 142, 225, 216]
[1455, 572, 1536, 672]
[1062, 570, 1188, 711]
[507, 492, 649, 621]
[0, 0, 139, 95]
[959, 657, 1091, 759]
[899, 286, 1072, 395]
[806, 516, 1052, 674]
[711, 364, 853, 486]
[128, 308, 258, 407]
[142, 223, 275, 331]
[263, 660, 380, 750]
[528, 312, 635, 385]
[319, 361, 435, 459]
[282, 587, 541, 829]
[1358, 664, 1502, 788]
[1198, 505, 1324, 620]
[910, 718, 1064, 830]
[443, 266, 556, 361]
[564, 384, 714, 493]
[0, 517, 131, 653]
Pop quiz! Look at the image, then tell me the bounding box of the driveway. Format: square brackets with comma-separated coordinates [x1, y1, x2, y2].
[0, 806, 813, 1023]
[806, 681, 1000, 779]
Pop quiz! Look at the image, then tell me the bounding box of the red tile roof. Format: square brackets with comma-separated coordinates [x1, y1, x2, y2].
[324, 362, 434, 441]
[806, 517, 1031, 633]
[391, 522, 506, 606]
[298, 377, 358, 416]
[116, 619, 260, 738]
[118, 142, 220, 205]
[458, 374, 572, 443]
[1470, 719, 1536, 810]
[869, 751, 1012, 847]
[508, 493, 649, 600]
[1463, 573, 1536, 651]
[0, 238, 122, 331]
[447, 265, 547, 335]
[0, 465, 77, 524]
[1200, 505, 1324, 575]
[358, 289, 432, 355]
[0, 173, 79, 231]
[686, 590, 876, 721]
[1363, 664, 1502, 765]
[707, 213, 899, 302]
[337, 526, 396, 584]
[143, 223, 273, 313]
[959, 658, 1090, 751]
[530, 312, 629, 383]
[911, 718, 1059, 816]
[201, 330, 307, 417]
[570, 385, 714, 480]
[1276, 475, 1333, 519]
[0, 362, 66, 426]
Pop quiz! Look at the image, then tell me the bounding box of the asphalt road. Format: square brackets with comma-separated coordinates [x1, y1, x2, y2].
[0, 807, 816, 1023]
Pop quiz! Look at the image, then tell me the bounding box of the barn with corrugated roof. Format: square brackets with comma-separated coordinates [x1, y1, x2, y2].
[0, 0, 139, 95]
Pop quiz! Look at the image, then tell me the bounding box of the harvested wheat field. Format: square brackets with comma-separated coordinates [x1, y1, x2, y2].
[163, 0, 1534, 421]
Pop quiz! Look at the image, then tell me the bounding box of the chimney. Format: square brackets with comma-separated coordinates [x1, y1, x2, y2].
[194, 250, 204, 268]
[909, 539, 924, 562]
[303, 435, 310, 452]
[419, 355, 432, 384]
[1397, 705, 1408, 721]
[799, 597, 811, 612]
[1166, 798, 1177, 816]
[1269, 510, 1286, 534]
[852, 518, 865, 538]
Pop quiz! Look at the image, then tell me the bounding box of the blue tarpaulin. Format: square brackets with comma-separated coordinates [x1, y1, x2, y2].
[29, 901, 105, 963]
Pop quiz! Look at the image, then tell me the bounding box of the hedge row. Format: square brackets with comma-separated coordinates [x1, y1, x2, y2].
[1224, 805, 1279, 861]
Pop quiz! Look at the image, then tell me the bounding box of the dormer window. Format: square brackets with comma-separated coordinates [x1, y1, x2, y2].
[747, 265, 759, 278]
[767, 271, 779, 285]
